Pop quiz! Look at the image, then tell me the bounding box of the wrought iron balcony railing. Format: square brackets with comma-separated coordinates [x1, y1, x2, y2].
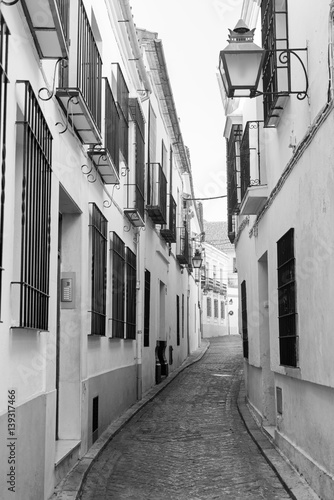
[146, 162, 167, 225]
[56, 0, 102, 144]
[124, 98, 145, 227]
[160, 195, 177, 243]
[176, 225, 191, 266]
[88, 78, 120, 184]
[20, 0, 69, 59]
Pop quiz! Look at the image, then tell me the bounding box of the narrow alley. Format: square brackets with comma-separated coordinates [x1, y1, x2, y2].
[80, 337, 291, 500]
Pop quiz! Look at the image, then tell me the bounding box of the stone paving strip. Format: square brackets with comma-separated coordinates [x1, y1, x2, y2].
[52, 337, 319, 500]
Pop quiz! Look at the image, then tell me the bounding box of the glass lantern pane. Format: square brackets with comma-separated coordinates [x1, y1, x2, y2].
[224, 51, 263, 89]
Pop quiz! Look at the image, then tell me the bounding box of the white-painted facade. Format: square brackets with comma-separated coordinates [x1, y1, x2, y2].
[221, 1, 334, 498]
[0, 2, 202, 498]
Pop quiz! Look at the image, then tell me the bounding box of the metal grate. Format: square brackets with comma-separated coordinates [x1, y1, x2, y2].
[144, 269, 150, 347]
[227, 125, 242, 216]
[241, 280, 249, 358]
[77, 0, 102, 130]
[0, 13, 9, 318]
[111, 232, 125, 338]
[105, 78, 119, 175]
[261, 0, 289, 126]
[214, 299, 218, 318]
[129, 99, 145, 219]
[17, 81, 52, 330]
[56, 0, 69, 43]
[176, 295, 180, 346]
[89, 203, 107, 336]
[176, 223, 191, 265]
[207, 297, 212, 317]
[116, 64, 129, 165]
[126, 247, 136, 340]
[277, 228, 297, 367]
[146, 162, 167, 224]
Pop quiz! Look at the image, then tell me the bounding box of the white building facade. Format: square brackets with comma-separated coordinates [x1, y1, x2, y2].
[221, 1, 334, 498]
[0, 2, 202, 498]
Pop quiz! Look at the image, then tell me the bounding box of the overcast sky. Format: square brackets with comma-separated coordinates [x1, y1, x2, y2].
[131, 0, 243, 221]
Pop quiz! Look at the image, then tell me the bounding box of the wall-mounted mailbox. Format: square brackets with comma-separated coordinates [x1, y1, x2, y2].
[60, 272, 75, 309]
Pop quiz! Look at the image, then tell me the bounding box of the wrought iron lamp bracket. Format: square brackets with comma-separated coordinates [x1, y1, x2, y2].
[253, 48, 308, 100]
[56, 94, 79, 134]
[38, 58, 67, 101]
[81, 164, 96, 183]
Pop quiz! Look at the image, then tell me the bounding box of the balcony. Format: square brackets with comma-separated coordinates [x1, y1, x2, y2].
[124, 98, 145, 227]
[88, 79, 119, 184]
[21, 0, 68, 59]
[176, 225, 191, 266]
[56, 0, 102, 145]
[160, 195, 177, 243]
[146, 163, 167, 225]
[239, 121, 267, 216]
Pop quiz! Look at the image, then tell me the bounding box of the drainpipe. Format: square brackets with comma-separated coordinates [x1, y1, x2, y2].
[119, 0, 152, 99]
[328, 1, 334, 101]
[135, 228, 143, 400]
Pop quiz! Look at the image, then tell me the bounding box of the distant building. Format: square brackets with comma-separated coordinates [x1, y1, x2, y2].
[200, 221, 238, 337]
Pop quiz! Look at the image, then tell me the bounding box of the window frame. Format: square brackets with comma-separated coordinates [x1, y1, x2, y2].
[277, 228, 297, 367]
[89, 203, 108, 336]
[111, 232, 125, 338]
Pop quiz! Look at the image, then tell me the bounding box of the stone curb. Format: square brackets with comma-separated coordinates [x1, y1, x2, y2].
[237, 380, 320, 500]
[52, 340, 210, 500]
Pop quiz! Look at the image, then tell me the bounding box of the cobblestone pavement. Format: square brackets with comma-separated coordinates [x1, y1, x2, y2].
[80, 336, 291, 500]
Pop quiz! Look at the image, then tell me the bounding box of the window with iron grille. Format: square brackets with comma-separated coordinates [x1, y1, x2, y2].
[182, 294, 184, 337]
[241, 281, 249, 358]
[105, 78, 119, 174]
[214, 299, 218, 318]
[90, 203, 107, 336]
[111, 232, 125, 338]
[129, 99, 145, 219]
[227, 124, 242, 244]
[261, 0, 289, 127]
[116, 64, 129, 165]
[277, 228, 297, 367]
[207, 297, 212, 317]
[221, 301, 225, 319]
[176, 295, 180, 346]
[0, 14, 9, 317]
[126, 247, 136, 340]
[144, 269, 150, 347]
[148, 103, 157, 164]
[15, 81, 52, 330]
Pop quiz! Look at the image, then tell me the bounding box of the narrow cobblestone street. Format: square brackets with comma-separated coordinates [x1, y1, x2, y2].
[80, 336, 291, 500]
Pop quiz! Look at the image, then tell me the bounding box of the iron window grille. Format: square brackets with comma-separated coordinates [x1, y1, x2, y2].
[114, 63, 129, 165]
[124, 98, 145, 225]
[144, 269, 150, 347]
[126, 247, 136, 340]
[176, 223, 191, 266]
[176, 295, 180, 346]
[16, 81, 52, 330]
[111, 232, 125, 339]
[88, 78, 120, 184]
[261, 0, 290, 127]
[160, 195, 177, 243]
[57, 0, 102, 144]
[89, 203, 107, 336]
[146, 162, 167, 224]
[277, 228, 297, 367]
[214, 299, 219, 318]
[0, 14, 9, 318]
[221, 301, 225, 319]
[241, 280, 249, 358]
[207, 297, 212, 317]
[227, 124, 242, 243]
[240, 121, 264, 200]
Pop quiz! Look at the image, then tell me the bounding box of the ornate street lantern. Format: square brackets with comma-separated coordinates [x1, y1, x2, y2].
[219, 19, 265, 98]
